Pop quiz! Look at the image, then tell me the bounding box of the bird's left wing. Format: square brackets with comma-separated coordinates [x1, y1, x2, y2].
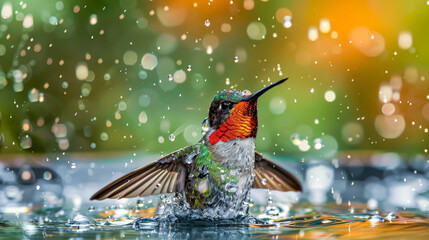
[252, 152, 302, 192]
[90, 145, 195, 200]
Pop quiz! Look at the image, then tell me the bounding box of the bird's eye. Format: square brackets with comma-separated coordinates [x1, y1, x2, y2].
[221, 102, 230, 110]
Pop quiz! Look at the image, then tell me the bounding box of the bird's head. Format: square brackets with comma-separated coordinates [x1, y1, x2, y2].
[207, 78, 287, 145]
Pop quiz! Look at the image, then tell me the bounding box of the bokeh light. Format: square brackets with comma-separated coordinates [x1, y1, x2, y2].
[0, 3, 428, 220]
[247, 22, 266, 40]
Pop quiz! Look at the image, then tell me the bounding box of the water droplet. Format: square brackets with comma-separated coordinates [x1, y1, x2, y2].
[290, 133, 302, 146]
[242, 90, 251, 96]
[62, 81, 69, 88]
[168, 134, 175, 141]
[168, 74, 173, 81]
[283, 15, 292, 28]
[88, 206, 95, 212]
[225, 183, 238, 193]
[136, 199, 144, 207]
[265, 206, 282, 216]
[43, 171, 52, 180]
[368, 215, 385, 223]
[67, 214, 93, 231]
[186, 65, 192, 71]
[100, 132, 109, 141]
[160, 194, 167, 202]
[20, 134, 32, 149]
[185, 151, 196, 165]
[234, 56, 239, 63]
[118, 101, 127, 111]
[268, 196, 273, 204]
[133, 218, 159, 231]
[38, 93, 45, 102]
[384, 212, 396, 222]
[89, 14, 98, 25]
[261, 178, 267, 185]
[201, 118, 210, 135]
[204, 19, 210, 27]
[313, 138, 323, 150]
[28, 88, 40, 102]
[104, 73, 111, 81]
[22, 119, 31, 132]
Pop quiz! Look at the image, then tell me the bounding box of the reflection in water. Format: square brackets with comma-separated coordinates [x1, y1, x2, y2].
[0, 165, 64, 214]
[0, 155, 428, 239]
[1, 204, 429, 239]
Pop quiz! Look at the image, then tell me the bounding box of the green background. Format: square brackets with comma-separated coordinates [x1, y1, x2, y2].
[0, 0, 428, 159]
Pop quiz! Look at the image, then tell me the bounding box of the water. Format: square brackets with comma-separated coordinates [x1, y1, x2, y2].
[0, 202, 428, 239]
[1, 154, 428, 239]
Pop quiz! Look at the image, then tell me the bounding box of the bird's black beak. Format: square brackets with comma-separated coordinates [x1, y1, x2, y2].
[243, 78, 288, 102]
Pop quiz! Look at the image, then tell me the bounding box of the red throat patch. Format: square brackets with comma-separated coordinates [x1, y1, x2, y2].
[209, 101, 258, 145]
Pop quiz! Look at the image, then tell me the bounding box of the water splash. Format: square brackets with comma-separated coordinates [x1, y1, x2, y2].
[66, 214, 94, 232]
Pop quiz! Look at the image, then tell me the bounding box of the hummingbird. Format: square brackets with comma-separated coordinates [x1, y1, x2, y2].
[91, 78, 301, 217]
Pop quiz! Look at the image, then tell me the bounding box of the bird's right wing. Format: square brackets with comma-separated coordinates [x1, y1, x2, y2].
[90, 145, 196, 200]
[252, 152, 302, 192]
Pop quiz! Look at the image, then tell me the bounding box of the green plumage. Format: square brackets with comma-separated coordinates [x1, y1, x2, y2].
[213, 90, 244, 102]
[187, 143, 239, 208]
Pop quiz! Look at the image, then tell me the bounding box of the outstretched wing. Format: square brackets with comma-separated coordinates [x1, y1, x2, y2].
[90, 145, 195, 200]
[252, 152, 302, 192]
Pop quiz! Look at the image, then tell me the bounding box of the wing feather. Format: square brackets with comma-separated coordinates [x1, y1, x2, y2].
[90, 145, 195, 200]
[252, 152, 302, 192]
[122, 168, 165, 198]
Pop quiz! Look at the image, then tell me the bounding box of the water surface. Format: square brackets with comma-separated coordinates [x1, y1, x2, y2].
[1, 202, 428, 240]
